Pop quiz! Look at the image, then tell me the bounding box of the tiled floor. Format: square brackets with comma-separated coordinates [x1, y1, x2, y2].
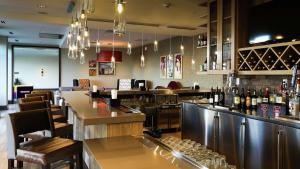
[0, 104, 70, 169]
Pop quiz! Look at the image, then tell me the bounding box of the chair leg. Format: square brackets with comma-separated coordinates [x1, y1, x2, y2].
[42, 164, 51, 169]
[7, 159, 14, 169]
[76, 153, 83, 169]
[69, 156, 75, 169]
[17, 161, 23, 168]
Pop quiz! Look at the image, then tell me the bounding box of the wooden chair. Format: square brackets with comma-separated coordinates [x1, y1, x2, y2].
[7, 109, 83, 169]
[25, 94, 67, 123]
[19, 96, 44, 103]
[19, 101, 73, 139]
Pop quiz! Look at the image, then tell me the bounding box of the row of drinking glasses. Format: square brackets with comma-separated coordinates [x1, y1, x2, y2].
[161, 137, 236, 169]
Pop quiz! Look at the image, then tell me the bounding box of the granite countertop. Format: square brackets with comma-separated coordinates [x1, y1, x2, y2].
[84, 136, 204, 169]
[183, 100, 300, 129]
[62, 91, 145, 125]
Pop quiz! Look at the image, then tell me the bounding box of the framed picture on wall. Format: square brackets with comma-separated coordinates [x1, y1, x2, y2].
[174, 54, 183, 79]
[160, 56, 167, 79]
[166, 55, 174, 79]
[98, 62, 115, 75]
[89, 69, 96, 76]
[89, 60, 97, 68]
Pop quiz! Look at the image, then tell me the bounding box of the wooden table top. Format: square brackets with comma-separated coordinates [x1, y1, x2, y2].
[84, 136, 199, 169]
[62, 91, 145, 125]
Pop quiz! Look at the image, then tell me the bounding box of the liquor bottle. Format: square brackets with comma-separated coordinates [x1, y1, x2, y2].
[246, 88, 252, 114]
[252, 90, 258, 113]
[214, 86, 219, 105]
[276, 85, 283, 104]
[234, 88, 241, 110]
[240, 88, 246, 113]
[257, 89, 263, 104]
[263, 87, 270, 103]
[209, 87, 214, 105]
[269, 88, 276, 104]
[204, 58, 207, 71]
[219, 87, 225, 106]
[289, 89, 295, 116]
[292, 78, 300, 117]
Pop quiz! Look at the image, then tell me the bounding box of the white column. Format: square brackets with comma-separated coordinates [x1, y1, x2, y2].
[0, 36, 8, 110]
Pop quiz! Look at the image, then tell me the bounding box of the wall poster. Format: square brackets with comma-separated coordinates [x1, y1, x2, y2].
[160, 56, 167, 79]
[166, 55, 174, 79]
[174, 54, 183, 79]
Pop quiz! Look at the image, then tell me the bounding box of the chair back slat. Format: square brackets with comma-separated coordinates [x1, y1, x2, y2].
[9, 109, 55, 148]
[19, 101, 50, 111]
[31, 90, 53, 102]
[19, 96, 44, 104]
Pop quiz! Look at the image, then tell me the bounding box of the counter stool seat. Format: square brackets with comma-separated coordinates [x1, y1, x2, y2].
[16, 137, 82, 167]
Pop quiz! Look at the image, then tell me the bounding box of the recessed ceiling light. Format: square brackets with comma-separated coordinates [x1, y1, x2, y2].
[38, 11, 48, 15]
[9, 32, 14, 35]
[38, 4, 46, 8]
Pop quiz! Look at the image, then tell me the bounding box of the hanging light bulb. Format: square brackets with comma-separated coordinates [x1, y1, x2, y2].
[154, 32, 158, 52]
[180, 36, 185, 55]
[117, 0, 124, 14]
[113, 0, 126, 36]
[80, 10, 86, 20]
[82, 20, 90, 50]
[85, 0, 95, 14]
[192, 36, 196, 70]
[127, 32, 132, 55]
[96, 24, 101, 53]
[67, 31, 72, 45]
[80, 50, 85, 64]
[169, 34, 172, 59]
[111, 32, 116, 69]
[141, 32, 145, 68]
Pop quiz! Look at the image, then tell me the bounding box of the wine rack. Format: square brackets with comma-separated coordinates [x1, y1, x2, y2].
[237, 41, 300, 75]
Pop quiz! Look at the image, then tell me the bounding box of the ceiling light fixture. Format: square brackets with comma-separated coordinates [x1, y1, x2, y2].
[96, 24, 101, 53]
[113, 0, 126, 37]
[127, 32, 132, 55]
[38, 4, 46, 9]
[192, 36, 195, 70]
[180, 36, 185, 55]
[111, 32, 116, 68]
[154, 32, 158, 52]
[67, 0, 95, 64]
[141, 32, 145, 68]
[169, 34, 172, 59]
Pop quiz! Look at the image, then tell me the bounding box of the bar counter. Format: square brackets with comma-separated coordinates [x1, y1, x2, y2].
[62, 91, 146, 140]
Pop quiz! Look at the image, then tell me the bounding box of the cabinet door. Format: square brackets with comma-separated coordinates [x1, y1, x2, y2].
[218, 112, 245, 168]
[282, 126, 300, 169]
[181, 103, 217, 150]
[245, 118, 280, 169]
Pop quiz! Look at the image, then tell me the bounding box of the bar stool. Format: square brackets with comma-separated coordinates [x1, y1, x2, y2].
[24, 94, 67, 123]
[7, 109, 83, 169]
[19, 101, 73, 139]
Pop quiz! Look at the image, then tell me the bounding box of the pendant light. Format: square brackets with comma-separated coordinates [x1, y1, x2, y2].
[169, 34, 172, 60]
[180, 36, 185, 55]
[192, 36, 196, 70]
[154, 32, 158, 52]
[111, 32, 116, 69]
[113, 0, 126, 36]
[140, 32, 145, 68]
[96, 24, 101, 53]
[127, 32, 132, 55]
[80, 50, 85, 64]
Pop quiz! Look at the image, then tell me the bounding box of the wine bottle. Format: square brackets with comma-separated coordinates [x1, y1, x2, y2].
[214, 86, 219, 105]
[219, 87, 225, 106]
[263, 87, 269, 103]
[252, 90, 258, 114]
[209, 87, 214, 105]
[234, 88, 241, 110]
[246, 88, 252, 114]
[269, 88, 276, 104]
[257, 89, 263, 104]
[240, 88, 246, 113]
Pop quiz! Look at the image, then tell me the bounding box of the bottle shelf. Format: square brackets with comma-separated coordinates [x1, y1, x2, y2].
[237, 41, 300, 75]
